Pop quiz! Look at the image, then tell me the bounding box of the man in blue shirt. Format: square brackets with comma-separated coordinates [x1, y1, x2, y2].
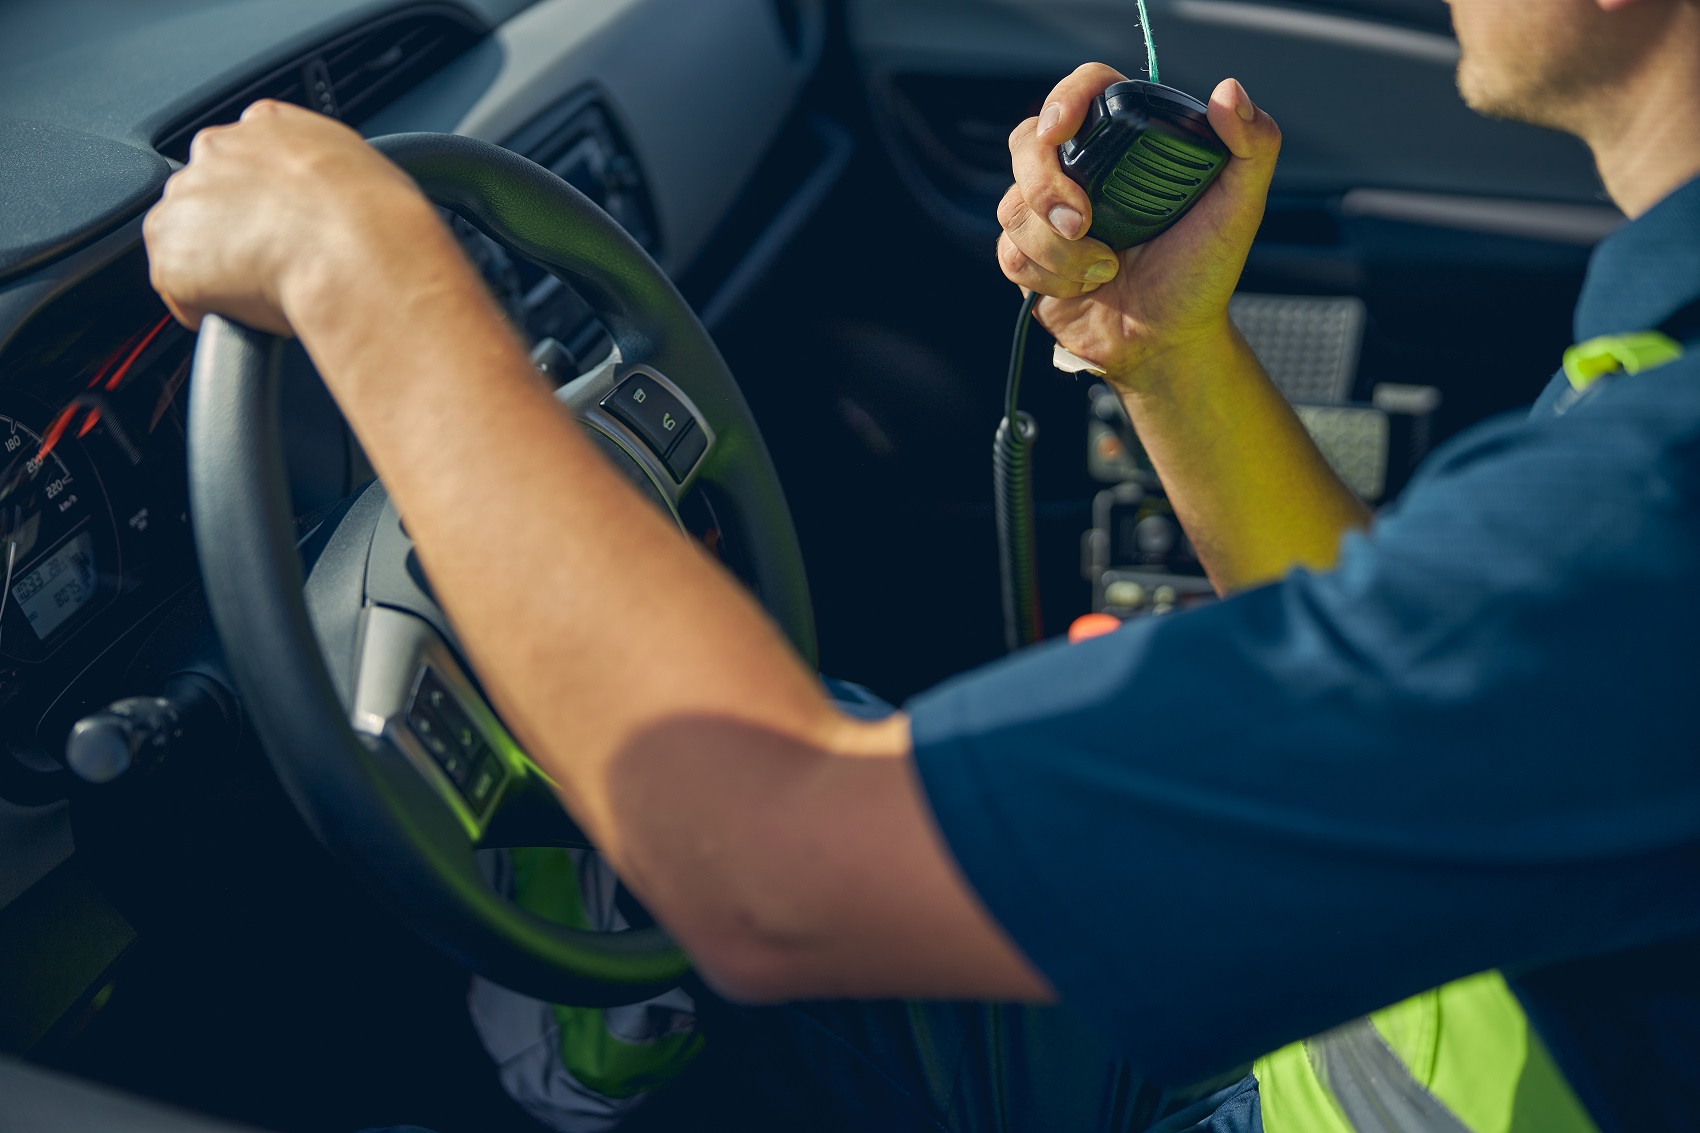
[141, 0, 1700, 1128]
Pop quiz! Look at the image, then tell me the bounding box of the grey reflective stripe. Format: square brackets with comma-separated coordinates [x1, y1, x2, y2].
[1304, 1018, 1473, 1133]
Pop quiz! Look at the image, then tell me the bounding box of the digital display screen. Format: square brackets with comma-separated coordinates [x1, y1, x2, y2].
[14, 529, 97, 640]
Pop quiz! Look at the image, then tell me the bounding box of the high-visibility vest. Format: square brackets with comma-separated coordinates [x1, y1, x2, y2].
[1258, 329, 1688, 1133]
[1255, 972, 1598, 1133]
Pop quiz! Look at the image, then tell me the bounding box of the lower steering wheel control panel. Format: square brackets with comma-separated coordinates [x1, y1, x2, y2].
[351, 604, 520, 838]
[407, 667, 507, 818]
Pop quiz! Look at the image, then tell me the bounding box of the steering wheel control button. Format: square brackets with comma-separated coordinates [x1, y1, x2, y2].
[465, 755, 504, 812]
[664, 421, 708, 482]
[409, 669, 486, 787]
[419, 671, 481, 756]
[409, 707, 469, 783]
[452, 740, 492, 799]
[404, 666, 508, 813]
[603, 374, 695, 460]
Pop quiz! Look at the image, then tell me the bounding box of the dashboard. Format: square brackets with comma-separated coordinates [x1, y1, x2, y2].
[0, 0, 829, 1053]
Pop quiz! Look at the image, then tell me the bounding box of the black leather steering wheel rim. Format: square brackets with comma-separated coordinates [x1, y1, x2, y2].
[187, 132, 815, 1005]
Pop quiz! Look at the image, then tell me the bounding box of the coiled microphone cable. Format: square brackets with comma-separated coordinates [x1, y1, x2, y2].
[995, 290, 1044, 652]
[995, 6, 1170, 650]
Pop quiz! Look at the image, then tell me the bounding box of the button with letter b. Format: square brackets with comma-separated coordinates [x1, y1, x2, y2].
[603, 374, 694, 460]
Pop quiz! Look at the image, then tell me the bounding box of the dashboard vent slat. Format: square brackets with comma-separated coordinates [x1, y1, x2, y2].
[155, 7, 483, 162]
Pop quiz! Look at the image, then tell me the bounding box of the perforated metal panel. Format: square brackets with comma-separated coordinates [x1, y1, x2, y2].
[1293, 404, 1391, 502]
[1229, 294, 1366, 404]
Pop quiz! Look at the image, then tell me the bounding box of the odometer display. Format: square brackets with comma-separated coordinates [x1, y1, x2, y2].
[13, 529, 97, 640]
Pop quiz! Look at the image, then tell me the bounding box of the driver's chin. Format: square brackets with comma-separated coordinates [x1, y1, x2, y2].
[1456, 54, 1566, 133]
[1453, 13, 1612, 138]
[1456, 56, 1509, 119]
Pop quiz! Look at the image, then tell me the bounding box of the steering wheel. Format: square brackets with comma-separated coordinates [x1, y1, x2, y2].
[185, 133, 816, 1006]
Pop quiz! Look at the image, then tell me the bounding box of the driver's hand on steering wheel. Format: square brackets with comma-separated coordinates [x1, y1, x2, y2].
[998, 65, 1282, 390]
[145, 100, 444, 338]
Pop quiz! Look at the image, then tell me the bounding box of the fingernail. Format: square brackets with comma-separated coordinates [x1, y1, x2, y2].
[1084, 259, 1118, 283]
[1234, 81, 1256, 122]
[1049, 205, 1084, 239]
[1038, 103, 1064, 137]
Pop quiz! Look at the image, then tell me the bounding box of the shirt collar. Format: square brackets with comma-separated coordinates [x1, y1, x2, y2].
[1574, 173, 1700, 343]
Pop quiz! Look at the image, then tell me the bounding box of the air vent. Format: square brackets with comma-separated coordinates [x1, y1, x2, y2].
[156, 7, 483, 162]
[503, 89, 660, 256]
[452, 89, 660, 372]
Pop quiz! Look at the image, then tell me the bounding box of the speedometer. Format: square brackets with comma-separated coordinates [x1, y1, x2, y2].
[0, 413, 115, 660]
[0, 416, 83, 558]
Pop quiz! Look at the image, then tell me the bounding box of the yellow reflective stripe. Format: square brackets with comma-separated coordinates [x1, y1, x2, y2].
[1562, 331, 1684, 391]
[1257, 973, 1600, 1133]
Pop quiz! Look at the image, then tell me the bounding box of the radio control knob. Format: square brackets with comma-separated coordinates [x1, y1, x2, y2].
[1135, 514, 1179, 558]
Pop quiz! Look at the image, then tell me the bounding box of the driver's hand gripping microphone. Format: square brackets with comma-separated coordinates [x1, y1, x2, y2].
[996, 79, 1229, 651]
[1059, 80, 1229, 252]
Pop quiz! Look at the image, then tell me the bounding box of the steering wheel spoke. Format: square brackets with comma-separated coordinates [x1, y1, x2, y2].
[345, 602, 592, 851]
[347, 605, 531, 840]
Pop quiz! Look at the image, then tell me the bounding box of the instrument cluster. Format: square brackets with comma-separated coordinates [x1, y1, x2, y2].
[0, 249, 199, 777]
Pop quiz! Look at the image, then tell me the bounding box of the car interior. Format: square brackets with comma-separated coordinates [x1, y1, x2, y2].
[0, 0, 1621, 1129]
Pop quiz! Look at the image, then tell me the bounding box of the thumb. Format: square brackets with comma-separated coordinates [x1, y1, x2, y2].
[1035, 62, 1130, 145]
[1192, 78, 1281, 250]
[1206, 79, 1281, 170]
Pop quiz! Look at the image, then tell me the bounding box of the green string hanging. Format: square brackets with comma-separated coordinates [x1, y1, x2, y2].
[1135, 0, 1160, 83]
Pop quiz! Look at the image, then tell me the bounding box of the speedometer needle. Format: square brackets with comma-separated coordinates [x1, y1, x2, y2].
[0, 538, 17, 648]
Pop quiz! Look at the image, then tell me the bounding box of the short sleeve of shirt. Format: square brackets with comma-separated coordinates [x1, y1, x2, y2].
[907, 371, 1700, 1084]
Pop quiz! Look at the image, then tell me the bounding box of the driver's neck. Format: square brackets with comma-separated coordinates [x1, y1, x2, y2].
[1581, 29, 1700, 218]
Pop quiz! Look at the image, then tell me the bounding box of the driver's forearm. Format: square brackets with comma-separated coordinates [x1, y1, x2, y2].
[279, 206, 1043, 1003]
[1113, 324, 1372, 593]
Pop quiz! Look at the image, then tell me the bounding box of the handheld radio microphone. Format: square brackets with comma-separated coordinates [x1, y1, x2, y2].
[1059, 80, 1229, 252]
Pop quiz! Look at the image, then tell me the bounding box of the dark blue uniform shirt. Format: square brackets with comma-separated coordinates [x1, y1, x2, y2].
[908, 175, 1700, 1132]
